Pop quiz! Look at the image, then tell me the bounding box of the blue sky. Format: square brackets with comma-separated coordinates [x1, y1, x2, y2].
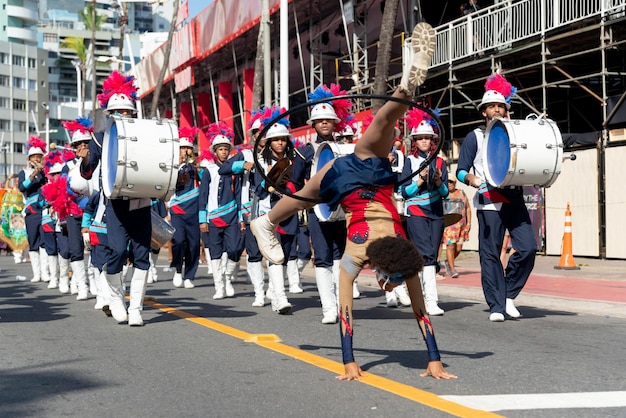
[187, 0, 214, 20]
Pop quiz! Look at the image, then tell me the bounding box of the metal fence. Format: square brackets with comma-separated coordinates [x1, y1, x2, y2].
[432, 0, 626, 67]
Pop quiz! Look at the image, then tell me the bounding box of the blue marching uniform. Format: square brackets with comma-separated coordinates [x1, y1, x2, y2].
[82, 190, 112, 272]
[400, 151, 448, 266]
[169, 162, 201, 281]
[199, 157, 242, 299]
[18, 166, 46, 252]
[457, 127, 536, 315]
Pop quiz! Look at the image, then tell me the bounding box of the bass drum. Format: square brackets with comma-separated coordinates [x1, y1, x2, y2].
[482, 116, 563, 188]
[102, 116, 179, 200]
[310, 141, 355, 222]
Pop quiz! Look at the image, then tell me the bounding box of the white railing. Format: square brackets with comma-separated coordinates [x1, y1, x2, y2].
[432, 0, 626, 67]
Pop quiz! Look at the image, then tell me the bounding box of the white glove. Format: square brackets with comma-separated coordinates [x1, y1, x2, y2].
[82, 232, 91, 249]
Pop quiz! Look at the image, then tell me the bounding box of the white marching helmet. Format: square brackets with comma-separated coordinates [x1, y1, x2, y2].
[410, 120, 438, 139]
[306, 103, 340, 125]
[211, 135, 233, 152]
[265, 123, 291, 140]
[339, 125, 354, 137]
[479, 90, 510, 110]
[48, 162, 64, 175]
[106, 93, 136, 112]
[28, 147, 44, 156]
[67, 166, 92, 197]
[247, 118, 262, 136]
[71, 131, 92, 144]
[179, 137, 194, 148]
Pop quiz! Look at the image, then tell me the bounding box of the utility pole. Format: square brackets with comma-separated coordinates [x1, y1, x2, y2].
[91, 0, 97, 118]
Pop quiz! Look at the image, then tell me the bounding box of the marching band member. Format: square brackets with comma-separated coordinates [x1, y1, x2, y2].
[169, 126, 202, 289]
[199, 122, 241, 300]
[251, 22, 456, 381]
[218, 110, 267, 307]
[79, 71, 151, 326]
[18, 136, 50, 284]
[252, 107, 311, 313]
[456, 73, 536, 322]
[302, 84, 353, 324]
[40, 149, 65, 292]
[399, 108, 449, 316]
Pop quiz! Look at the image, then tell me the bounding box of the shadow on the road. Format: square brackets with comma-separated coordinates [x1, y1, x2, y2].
[0, 362, 104, 416]
[493, 305, 578, 319]
[0, 281, 72, 323]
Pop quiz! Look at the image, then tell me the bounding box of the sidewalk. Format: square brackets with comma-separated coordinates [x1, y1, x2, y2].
[356, 251, 626, 319]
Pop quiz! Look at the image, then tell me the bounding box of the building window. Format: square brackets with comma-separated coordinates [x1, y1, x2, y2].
[28, 79, 37, 90]
[0, 75, 8, 87]
[28, 101, 37, 109]
[15, 121, 27, 132]
[13, 77, 26, 89]
[0, 120, 10, 130]
[12, 55, 25, 67]
[13, 143, 25, 154]
[43, 33, 57, 43]
[0, 97, 9, 108]
[13, 99, 26, 111]
[0, 53, 7, 64]
[28, 58, 36, 68]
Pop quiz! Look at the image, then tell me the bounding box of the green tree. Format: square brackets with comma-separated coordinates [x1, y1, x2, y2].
[61, 37, 87, 116]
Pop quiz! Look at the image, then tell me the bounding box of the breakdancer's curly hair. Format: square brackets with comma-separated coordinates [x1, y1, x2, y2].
[366, 236, 424, 280]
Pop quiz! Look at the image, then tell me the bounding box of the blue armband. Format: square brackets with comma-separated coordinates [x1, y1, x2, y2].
[22, 178, 32, 189]
[437, 182, 448, 198]
[457, 170, 468, 183]
[339, 310, 355, 364]
[232, 160, 245, 174]
[423, 325, 441, 362]
[404, 181, 419, 197]
[199, 210, 207, 224]
[81, 213, 93, 229]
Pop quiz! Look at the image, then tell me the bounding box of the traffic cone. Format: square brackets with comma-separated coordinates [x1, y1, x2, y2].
[554, 203, 580, 270]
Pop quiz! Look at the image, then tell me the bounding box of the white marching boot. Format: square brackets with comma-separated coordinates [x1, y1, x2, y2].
[248, 261, 266, 307]
[222, 253, 237, 297]
[58, 257, 71, 294]
[39, 248, 50, 283]
[421, 265, 444, 316]
[316, 267, 338, 324]
[267, 264, 291, 314]
[394, 283, 412, 307]
[47, 255, 59, 289]
[287, 259, 303, 294]
[353, 280, 361, 299]
[204, 247, 213, 276]
[128, 269, 148, 326]
[105, 270, 128, 323]
[71, 260, 89, 300]
[147, 252, 158, 283]
[296, 258, 308, 274]
[211, 258, 225, 299]
[385, 290, 399, 308]
[28, 250, 41, 282]
[94, 270, 110, 310]
[87, 262, 97, 296]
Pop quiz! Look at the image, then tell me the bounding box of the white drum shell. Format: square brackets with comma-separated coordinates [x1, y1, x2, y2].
[67, 162, 92, 197]
[102, 116, 179, 200]
[310, 142, 355, 222]
[443, 199, 463, 216]
[482, 117, 563, 188]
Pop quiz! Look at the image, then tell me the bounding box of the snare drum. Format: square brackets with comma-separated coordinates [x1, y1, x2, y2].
[102, 116, 179, 200]
[483, 117, 563, 188]
[311, 142, 355, 222]
[151, 210, 176, 251]
[443, 199, 463, 227]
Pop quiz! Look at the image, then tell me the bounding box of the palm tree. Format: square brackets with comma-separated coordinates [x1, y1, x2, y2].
[150, 0, 180, 118]
[372, 0, 401, 112]
[79, 3, 107, 31]
[60, 37, 87, 116]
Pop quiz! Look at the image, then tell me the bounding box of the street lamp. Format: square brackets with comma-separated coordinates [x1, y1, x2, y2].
[71, 58, 83, 117]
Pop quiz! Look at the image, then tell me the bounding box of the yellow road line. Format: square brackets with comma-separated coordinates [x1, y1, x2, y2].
[145, 299, 503, 418]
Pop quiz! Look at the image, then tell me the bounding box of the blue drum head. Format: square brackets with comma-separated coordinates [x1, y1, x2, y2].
[106, 123, 119, 193]
[486, 121, 510, 187]
[316, 145, 335, 220]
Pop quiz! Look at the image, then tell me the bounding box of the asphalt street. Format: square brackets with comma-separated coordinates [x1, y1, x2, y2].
[1, 252, 625, 418]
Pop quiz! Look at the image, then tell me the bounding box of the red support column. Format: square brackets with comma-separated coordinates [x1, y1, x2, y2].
[179, 102, 193, 128]
[243, 68, 255, 144]
[197, 93, 212, 151]
[218, 81, 233, 132]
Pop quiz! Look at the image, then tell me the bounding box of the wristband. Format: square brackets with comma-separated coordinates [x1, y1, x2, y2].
[339, 309, 355, 364]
